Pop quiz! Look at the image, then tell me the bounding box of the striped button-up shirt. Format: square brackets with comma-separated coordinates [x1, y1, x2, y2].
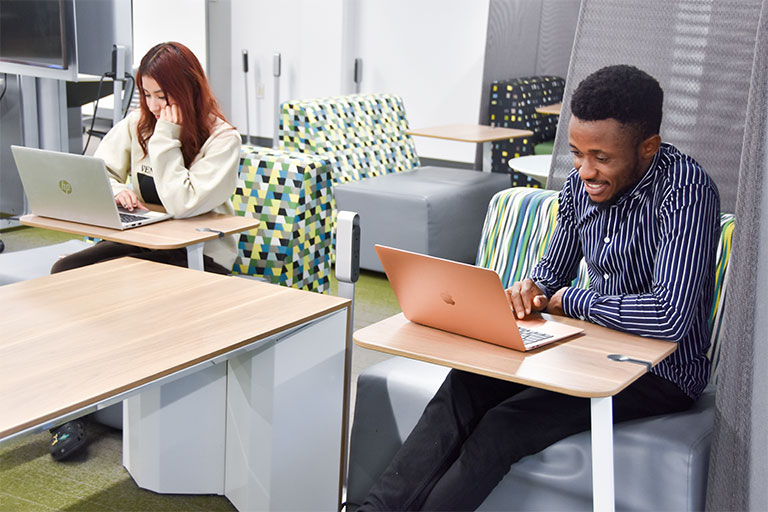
[531, 143, 720, 399]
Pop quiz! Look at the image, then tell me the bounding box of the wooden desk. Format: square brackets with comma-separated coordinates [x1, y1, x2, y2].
[1, 258, 351, 510]
[20, 212, 259, 271]
[407, 124, 534, 172]
[536, 102, 562, 115]
[354, 313, 676, 511]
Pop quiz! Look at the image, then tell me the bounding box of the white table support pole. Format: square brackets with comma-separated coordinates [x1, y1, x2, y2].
[590, 396, 615, 512]
[482, 141, 492, 172]
[186, 243, 204, 271]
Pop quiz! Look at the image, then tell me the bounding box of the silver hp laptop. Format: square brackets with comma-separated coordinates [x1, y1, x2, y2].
[375, 245, 583, 351]
[11, 146, 171, 230]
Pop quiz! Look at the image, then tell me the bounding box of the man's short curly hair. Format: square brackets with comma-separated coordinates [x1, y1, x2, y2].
[570, 65, 663, 140]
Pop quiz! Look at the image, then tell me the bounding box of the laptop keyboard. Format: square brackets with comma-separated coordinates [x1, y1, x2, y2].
[119, 212, 149, 223]
[518, 326, 554, 346]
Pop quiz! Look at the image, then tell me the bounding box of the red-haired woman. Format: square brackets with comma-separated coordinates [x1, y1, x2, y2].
[51, 41, 241, 277]
[48, 42, 241, 461]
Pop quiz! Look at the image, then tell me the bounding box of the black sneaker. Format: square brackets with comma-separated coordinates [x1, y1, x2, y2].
[49, 420, 87, 461]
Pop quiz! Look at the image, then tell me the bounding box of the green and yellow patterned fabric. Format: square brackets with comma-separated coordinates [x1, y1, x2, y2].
[707, 213, 734, 382]
[231, 146, 333, 293]
[476, 187, 734, 380]
[278, 93, 420, 184]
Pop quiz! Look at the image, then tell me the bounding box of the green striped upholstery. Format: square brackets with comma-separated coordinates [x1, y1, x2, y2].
[476, 188, 560, 286]
[707, 214, 734, 382]
[476, 187, 734, 380]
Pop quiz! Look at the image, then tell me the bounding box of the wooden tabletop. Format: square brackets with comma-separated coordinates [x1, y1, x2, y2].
[535, 102, 562, 115]
[0, 258, 350, 439]
[20, 212, 259, 251]
[406, 124, 534, 143]
[354, 313, 676, 398]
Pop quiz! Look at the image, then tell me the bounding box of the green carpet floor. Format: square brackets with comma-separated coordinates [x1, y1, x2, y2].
[0, 227, 401, 510]
[0, 424, 234, 511]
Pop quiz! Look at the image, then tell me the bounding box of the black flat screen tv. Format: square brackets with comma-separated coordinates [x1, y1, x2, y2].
[0, 0, 77, 79]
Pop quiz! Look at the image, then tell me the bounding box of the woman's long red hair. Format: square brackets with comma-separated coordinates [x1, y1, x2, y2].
[136, 42, 230, 168]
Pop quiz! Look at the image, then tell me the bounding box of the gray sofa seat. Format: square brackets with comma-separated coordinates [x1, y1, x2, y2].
[335, 167, 511, 272]
[347, 357, 714, 511]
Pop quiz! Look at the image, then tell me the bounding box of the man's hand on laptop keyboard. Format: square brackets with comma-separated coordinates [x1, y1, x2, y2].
[506, 279, 567, 318]
[114, 190, 147, 212]
[506, 278, 550, 319]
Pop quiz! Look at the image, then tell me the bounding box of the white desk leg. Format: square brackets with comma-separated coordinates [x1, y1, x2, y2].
[591, 396, 615, 512]
[123, 363, 227, 494]
[187, 243, 204, 271]
[225, 310, 348, 511]
[482, 141, 492, 172]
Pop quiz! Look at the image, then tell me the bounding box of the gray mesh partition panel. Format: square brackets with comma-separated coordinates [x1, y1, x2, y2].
[548, 0, 762, 213]
[535, 0, 579, 76]
[707, 0, 768, 509]
[477, 0, 579, 168]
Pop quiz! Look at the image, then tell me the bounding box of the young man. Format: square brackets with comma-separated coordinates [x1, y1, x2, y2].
[358, 65, 721, 511]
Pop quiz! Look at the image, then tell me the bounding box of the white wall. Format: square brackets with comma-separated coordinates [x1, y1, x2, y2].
[132, 0, 207, 70]
[132, 0, 490, 164]
[229, 0, 345, 140]
[349, 0, 490, 163]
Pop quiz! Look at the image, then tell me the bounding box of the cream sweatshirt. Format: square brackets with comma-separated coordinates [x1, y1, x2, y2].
[95, 110, 241, 270]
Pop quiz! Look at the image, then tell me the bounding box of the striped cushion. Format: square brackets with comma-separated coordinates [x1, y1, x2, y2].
[707, 214, 734, 382]
[477, 187, 734, 379]
[476, 188, 560, 286]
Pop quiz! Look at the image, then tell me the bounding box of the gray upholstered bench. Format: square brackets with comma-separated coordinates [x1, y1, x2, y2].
[334, 167, 510, 272]
[278, 93, 511, 272]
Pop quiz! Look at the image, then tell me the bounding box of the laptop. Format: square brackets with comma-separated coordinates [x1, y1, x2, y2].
[375, 245, 583, 351]
[11, 145, 172, 230]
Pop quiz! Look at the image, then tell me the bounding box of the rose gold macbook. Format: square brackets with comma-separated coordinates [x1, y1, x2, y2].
[375, 245, 583, 351]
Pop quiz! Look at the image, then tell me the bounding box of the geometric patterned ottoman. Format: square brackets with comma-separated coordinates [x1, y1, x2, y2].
[231, 146, 333, 293]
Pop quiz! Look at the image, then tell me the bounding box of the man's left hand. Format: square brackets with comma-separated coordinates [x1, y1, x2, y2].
[546, 287, 566, 316]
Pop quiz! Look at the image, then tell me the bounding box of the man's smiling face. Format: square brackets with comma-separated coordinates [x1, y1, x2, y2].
[568, 116, 656, 204]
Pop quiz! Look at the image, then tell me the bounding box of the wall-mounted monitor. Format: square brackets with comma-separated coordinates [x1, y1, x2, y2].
[0, 0, 132, 82]
[0, 0, 79, 81]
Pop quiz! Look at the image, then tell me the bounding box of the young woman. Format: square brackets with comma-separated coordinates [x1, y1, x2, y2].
[51, 41, 241, 276]
[48, 41, 241, 461]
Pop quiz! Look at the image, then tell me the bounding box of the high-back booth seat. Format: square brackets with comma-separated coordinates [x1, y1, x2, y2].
[489, 76, 565, 186]
[347, 187, 735, 511]
[278, 93, 511, 272]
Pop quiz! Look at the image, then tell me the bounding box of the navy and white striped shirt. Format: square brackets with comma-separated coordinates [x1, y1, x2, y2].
[531, 143, 720, 399]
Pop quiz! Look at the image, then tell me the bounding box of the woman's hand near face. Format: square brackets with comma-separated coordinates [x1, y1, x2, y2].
[159, 103, 183, 125]
[114, 190, 146, 211]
